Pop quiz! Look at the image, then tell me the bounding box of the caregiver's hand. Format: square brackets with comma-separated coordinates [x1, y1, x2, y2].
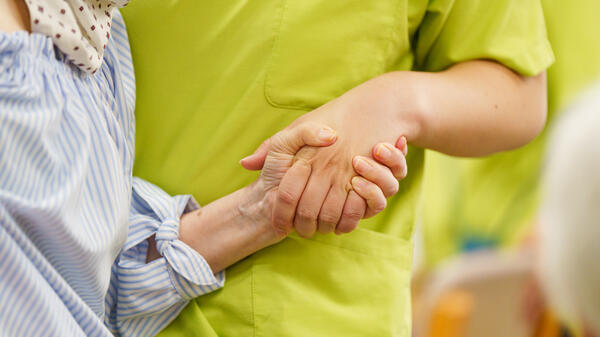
[241, 134, 408, 238]
[354, 136, 408, 220]
[241, 80, 413, 238]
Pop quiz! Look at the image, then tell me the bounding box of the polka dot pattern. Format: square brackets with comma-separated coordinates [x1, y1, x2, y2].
[23, 0, 129, 74]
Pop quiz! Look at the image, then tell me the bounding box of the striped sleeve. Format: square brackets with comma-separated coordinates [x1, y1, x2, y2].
[105, 177, 225, 337]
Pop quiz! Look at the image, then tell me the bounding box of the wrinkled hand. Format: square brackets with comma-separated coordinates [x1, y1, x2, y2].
[247, 122, 338, 239]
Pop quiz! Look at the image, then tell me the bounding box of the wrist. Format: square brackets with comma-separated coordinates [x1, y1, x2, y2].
[238, 179, 280, 248]
[177, 181, 277, 273]
[385, 71, 430, 146]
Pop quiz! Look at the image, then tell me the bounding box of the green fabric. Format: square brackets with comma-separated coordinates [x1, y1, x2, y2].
[121, 0, 553, 335]
[420, 0, 600, 268]
[415, 0, 553, 75]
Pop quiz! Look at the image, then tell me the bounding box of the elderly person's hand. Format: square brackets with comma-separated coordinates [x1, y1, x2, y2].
[178, 122, 339, 272]
[178, 120, 405, 272]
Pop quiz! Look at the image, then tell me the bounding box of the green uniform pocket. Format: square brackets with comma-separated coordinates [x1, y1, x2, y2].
[159, 229, 412, 337]
[265, 0, 408, 110]
[252, 228, 412, 337]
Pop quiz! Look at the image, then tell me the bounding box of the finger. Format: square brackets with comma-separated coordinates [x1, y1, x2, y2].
[335, 191, 366, 235]
[317, 186, 346, 234]
[395, 136, 408, 156]
[353, 155, 399, 197]
[372, 143, 408, 180]
[272, 160, 311, 237]
[240, 138, 271, 170]
[294, 175, 330, 238]
[271, 122, 337, 155]
[351, 176, 387, 218]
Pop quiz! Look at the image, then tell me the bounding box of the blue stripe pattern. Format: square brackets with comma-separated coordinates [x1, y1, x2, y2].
[0, 11, 224, 337]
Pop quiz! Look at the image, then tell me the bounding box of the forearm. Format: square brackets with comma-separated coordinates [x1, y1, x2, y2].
[176, 181, 276, 273]
[383, 60, 547, 156]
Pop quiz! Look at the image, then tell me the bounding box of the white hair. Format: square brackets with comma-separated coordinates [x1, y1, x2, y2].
[539, 81, 600, 335]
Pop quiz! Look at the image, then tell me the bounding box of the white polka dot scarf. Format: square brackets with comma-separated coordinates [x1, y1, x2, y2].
[24, 0, 129, 74]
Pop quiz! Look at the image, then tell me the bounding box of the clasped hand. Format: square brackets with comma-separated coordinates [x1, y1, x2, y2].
[241, 87, 408, 239]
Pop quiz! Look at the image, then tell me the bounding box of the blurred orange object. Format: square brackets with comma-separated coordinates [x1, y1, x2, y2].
[413, 250, 538, 337]
[533, 310, 560, 337]
[428, 290, 475, 337]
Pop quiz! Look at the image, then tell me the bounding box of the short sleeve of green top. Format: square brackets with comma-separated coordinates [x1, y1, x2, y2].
[415, 0, 554, 75]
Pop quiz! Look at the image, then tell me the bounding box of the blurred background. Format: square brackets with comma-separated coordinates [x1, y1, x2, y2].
[410, 1, 600, 336]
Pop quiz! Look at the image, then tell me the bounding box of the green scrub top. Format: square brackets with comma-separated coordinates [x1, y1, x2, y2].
[121, 1, 552, 336]
[420, 0, 600, 268]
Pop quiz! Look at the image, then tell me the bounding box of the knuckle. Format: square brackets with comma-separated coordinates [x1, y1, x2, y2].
[270, 132, 286, 149]
[319, 213, 340, 225]
[297, 207, 318, 222]
[278, 188, 298, 206]
[343, 207, 364, 221]
[384, 181, 400, 197]
[300, 123, 317, 137]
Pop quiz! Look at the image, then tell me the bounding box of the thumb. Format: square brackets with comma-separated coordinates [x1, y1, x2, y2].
[240, 138, 271, 170]
[271, 122, 337, 155]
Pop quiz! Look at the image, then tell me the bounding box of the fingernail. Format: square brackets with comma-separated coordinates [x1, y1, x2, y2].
[375, 144, 392, 159]
[318, 127, 337, 142]
[352, 176, 367, 191]
[353, 157, 370, 173]
[396, 136, 408, 155]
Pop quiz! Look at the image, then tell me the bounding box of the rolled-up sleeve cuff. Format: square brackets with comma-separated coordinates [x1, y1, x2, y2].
[164, 248, 226, 300]
[122, 178, 225, 305]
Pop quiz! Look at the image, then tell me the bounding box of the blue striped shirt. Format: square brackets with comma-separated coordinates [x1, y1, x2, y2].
[0, 11, 224, 337]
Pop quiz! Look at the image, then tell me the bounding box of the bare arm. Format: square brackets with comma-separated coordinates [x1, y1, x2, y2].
[253, 60, 547, 237]
[309, 59, 548, 158]
[391, 60, 547, 156]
